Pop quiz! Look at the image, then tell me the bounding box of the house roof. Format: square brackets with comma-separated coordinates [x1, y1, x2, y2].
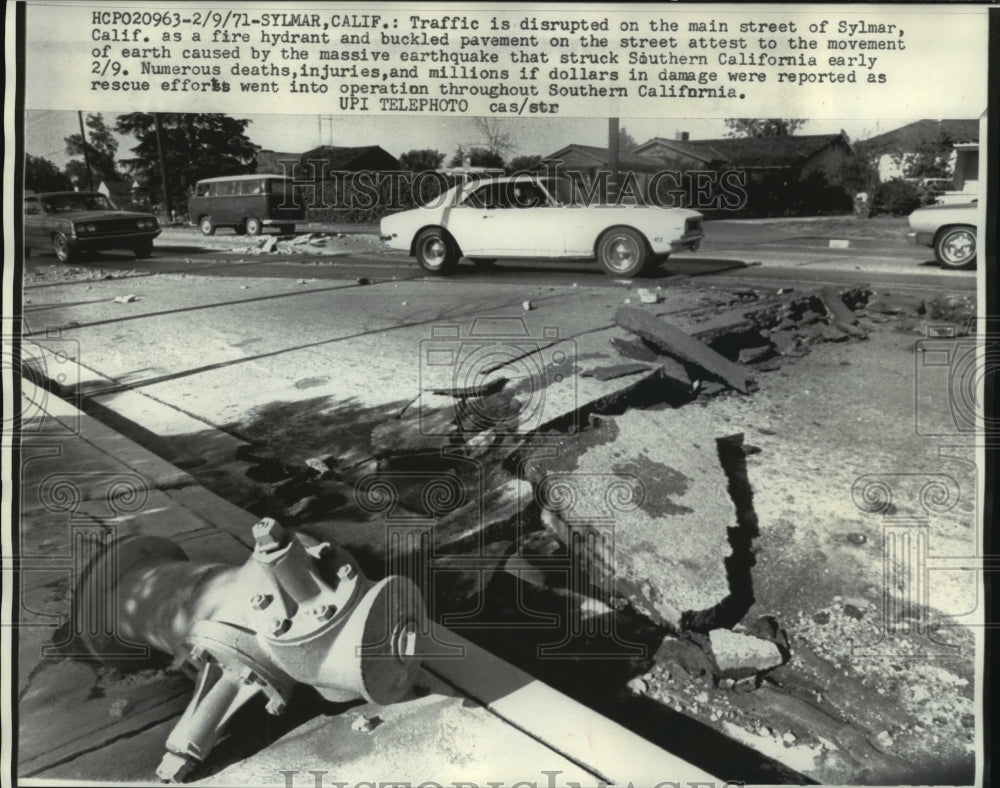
[299, 145, 401, 170]
[255, 150, 301, 174]
[859, 119, 980, 151]
[636, 134, 849, 168]
[539, 144, 665, 172]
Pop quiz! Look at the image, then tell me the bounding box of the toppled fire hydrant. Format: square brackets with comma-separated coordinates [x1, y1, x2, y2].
[73, 518, 424, 783]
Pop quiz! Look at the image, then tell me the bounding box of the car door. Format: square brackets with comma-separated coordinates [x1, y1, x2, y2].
[447, 181, 566, 257]
[444, 182, 508, 256]
[501, 180, 566, 256]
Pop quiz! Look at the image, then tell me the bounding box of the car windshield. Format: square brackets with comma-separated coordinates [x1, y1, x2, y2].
[41, 193, 115, 213]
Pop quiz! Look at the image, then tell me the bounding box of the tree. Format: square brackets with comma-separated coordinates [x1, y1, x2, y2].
[469, 117, 514, 158]
[506, 155, 542, 174]
[618, 126, 639, 153]
[724, 118, 807, 138]
[839, 145, 879, 190]
[449, 146, 505, 169]
[64, 112, 120, 187]
[25, 154, 73, 192]
[114, 113, 258, 209]
[894, 133, 955, 179]
[399, 148, 445, 172]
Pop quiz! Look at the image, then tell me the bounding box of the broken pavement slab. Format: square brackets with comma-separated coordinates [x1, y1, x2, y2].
[615, 306, 755, 393]
[529, 409, 754, 631]
[819, 286, 860, 327]
[708, 628, 785, 679]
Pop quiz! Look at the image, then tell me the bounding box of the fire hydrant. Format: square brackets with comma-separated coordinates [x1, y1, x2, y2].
[73, 518, 424, 782]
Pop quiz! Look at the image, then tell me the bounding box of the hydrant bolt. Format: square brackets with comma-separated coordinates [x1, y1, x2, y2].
[271, 617, 292, 636]
[266, 698, 287, 716]
[311, 603, 336, 621]
[337, 564, 357, 581]
[252, 518, 286, 553]
[249, 593, 272, 610]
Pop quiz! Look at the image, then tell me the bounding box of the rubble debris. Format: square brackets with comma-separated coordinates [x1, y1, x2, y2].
[819, 287, 860, 326]
[287, 496, 319, 520]
[350, 714, 380, 733]
[769, 331, 798, 356]
[427, 376, 508, 399]
[581, 362, 653, 381]
[430, 479, 536, 554]
[738, 346, 772, 364]
[522, 300, 534, 311]
[865, 292, 924, 316]
[708, 629, 785, 679]
[626, 677, 648, 694]
[829, 239, 850, 249]
[846, 532, 868, 546]
[304, 457, 334, 479]
[113, 294, 138, 303]
[637, 288, 662, 304]
[615, 306, 754, 393]
[821, 324, 850, 343]
[356, 277, 370, 285]
[922, 293, 976, 326]
[108, 698, 132, 718]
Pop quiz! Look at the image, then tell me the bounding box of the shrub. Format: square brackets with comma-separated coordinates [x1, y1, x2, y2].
[870, 178, 921, 216]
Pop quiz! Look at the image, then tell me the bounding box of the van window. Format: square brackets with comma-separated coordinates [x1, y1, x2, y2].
[215, 181, 236, 197]
[240, 178, 265, 196]
[195, 182, 211, 198]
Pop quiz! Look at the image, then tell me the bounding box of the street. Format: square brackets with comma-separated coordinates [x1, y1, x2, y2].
[18, 218, 980, 785]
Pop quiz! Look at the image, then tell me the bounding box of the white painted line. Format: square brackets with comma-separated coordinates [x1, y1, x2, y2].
[829, 239, 851, 249]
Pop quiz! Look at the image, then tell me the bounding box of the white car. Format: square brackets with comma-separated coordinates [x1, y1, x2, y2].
[379, 175, 704, 278]
[907, 201, 978, 269]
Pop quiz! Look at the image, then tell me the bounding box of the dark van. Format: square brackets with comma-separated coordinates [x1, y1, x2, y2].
[187, 174, 305, 236]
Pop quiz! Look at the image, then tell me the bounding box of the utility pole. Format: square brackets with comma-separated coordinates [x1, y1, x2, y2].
[153, 113, 172, 219]
[77, 111, 94, 191]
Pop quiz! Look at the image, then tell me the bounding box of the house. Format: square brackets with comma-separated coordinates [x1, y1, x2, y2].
[857, 119, 979, 184]
[535, 143, 668, 195]
[257, 146, 402, 177]
[633, 131, 853, 184]
[96, 178, 147, 210]
[255, 150, 301, 175]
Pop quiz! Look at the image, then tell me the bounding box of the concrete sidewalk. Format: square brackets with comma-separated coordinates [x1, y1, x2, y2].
[12, 380, 715, 786]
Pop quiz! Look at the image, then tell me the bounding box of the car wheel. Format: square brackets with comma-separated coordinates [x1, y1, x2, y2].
[597, 227, 648, 278]
[415, 228, 459, 274]
[934, 226, 976, 269]
[199, 216, 215, 236]
[244, 217, 262, 236]
[133, 240, 154, 259]
[52, 233, 75, 263]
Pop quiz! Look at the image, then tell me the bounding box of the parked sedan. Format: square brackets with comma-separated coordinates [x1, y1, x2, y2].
[906, 201, 978, 269]
[24, 191, 161, 262]
[379, 176, 704, 278]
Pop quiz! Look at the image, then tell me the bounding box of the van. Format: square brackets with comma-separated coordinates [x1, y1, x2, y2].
[187, 174, 305, 236]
